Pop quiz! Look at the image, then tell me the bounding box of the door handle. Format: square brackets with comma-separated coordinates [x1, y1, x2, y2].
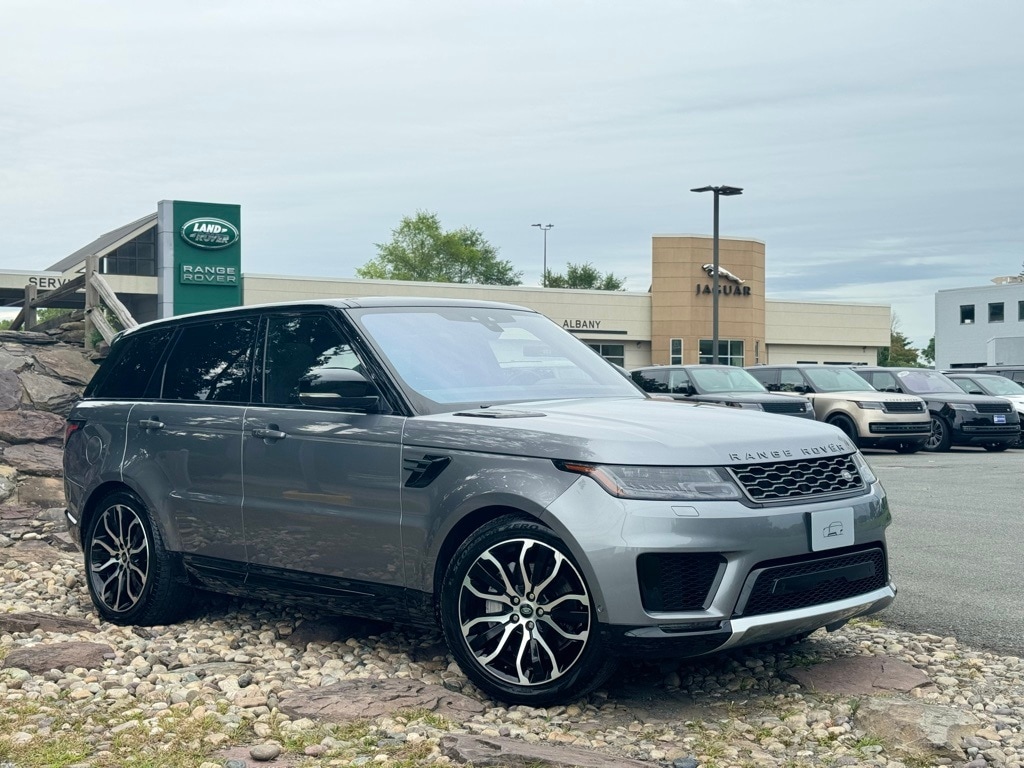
[252, 428, 287, 441]
[139, 418, 164, 430]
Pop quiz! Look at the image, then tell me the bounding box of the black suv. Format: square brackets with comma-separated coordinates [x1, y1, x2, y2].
[852, 367, 1020, 452]
[630, 364, 815, 418]
[946, 365, 1024, 387]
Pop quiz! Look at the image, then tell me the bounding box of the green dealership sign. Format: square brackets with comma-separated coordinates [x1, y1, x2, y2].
[158, 200, 242, 316]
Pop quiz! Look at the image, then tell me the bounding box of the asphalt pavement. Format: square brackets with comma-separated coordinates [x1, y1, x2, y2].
[863, 446, 1024, 657]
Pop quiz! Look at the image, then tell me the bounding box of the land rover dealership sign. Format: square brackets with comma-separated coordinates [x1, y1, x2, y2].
[157, 200, 242, 317]
[180, 218, 240, 250]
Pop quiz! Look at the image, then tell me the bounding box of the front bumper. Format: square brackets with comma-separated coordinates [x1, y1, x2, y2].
[602, 583, 896, 657]
[542, 471, 894, 653]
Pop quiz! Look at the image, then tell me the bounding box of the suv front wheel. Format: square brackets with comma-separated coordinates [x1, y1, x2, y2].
[925, 416, 952, 452]
[439, 516, 617, 705]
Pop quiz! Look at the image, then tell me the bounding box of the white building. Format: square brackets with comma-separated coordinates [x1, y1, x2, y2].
[935, 274, 1024, 369]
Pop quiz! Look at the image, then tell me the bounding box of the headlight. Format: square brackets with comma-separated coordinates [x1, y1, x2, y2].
[851, 451, 877, 485]
[555, 462, 742, 501]
[855, 401, 885, 410]
[726, 401, 763, 410]
[950, 403, 977, 411]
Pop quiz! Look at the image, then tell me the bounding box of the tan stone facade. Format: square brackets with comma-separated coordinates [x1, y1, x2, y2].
[651, 235, 767, 365]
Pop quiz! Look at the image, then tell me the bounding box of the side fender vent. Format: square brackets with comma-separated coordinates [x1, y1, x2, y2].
[403, 455, 452, 488]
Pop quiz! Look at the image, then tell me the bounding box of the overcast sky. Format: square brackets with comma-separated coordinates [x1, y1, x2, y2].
[3, 0, 1023, 348]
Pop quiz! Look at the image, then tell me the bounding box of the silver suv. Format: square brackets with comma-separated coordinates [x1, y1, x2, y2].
[63, 298, 896, 704]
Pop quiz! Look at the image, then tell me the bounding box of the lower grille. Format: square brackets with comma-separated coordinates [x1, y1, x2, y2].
[868, 421, 930, 434]
[962, 424, 1019, 433]
[737, 547, 887, 617]
[637, 553, 725, 612]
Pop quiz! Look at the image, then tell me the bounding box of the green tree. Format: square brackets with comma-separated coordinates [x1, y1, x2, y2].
[543, 262, 626, 290]
[921, 336, 935, 365]
[357, 211, 521, 285]
[877, 316, 921, 367]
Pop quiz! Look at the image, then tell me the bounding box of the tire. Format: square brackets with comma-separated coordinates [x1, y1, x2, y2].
[826, 414, 861, 448]
[894, 443, 921, 454]
[83, 489, 192, 626]
[439, 516, 617, 705]
[983, 443, 1009, 452]
[924, 416, 952, 452]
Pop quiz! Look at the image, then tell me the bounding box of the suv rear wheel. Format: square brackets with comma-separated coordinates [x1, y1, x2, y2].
[84, 490, 192, 626]
[439, 516, 617, 705]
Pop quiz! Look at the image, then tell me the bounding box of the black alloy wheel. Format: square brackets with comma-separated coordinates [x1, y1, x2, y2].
[439, 516, 616, 705]
[83, 490, 191, 625]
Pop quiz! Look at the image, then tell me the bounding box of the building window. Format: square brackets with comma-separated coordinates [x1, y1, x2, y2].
[1019, 301, 1024, 322]
[101, 227, 157, 276]
[698, 339, 743, 366]
[989, 302, 1004, 323]
[588, 343, 624, 367]
[960, 305, 975, 324]
[669, 338, 682, 365]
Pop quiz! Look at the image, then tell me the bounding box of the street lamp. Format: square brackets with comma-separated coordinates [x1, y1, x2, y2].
[532, 223, 553, 287]
[690, 185, 743, 364]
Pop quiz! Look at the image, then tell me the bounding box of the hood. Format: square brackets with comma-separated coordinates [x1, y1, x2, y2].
[689, 392, 809, 406]
[403, 397, 856, 466]
[925, 392, 1014, 406]
[809, 391, 923, 404]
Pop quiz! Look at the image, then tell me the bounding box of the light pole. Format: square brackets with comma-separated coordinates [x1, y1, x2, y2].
[532, 223, 553, 287]
[690, 185, 743, 364]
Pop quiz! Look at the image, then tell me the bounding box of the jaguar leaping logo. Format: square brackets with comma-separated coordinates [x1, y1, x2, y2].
[701, 264, 745, 284]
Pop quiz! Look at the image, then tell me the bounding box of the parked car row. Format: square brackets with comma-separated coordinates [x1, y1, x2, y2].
[630, 363, 1024, 454]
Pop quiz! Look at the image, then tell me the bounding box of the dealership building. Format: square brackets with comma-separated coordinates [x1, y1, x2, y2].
[0, 200, 892, 368]
[934, 274, 1024, 369]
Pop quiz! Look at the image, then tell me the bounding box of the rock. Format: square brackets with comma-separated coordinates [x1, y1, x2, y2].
[1, 444, 64, 476]
[854, 698, 981, 761]
[279, 679, 486, 722]
[1, 641, 113, 674]
[17, 476, 66, 507]
[249, 744, 281, 762]
[17, 371, 80, 415]
[786, 655, 932, 695]
[0, 330, 57, 345]
[31, 346, 98, 386]
[0, 410, 66, 445]
[0, 369, 24, 409]
[0, 612, 95, 635]
[440, 734, 653, 767]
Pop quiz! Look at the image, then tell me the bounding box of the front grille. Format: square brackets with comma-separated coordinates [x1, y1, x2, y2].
[637, 553, 725, 612]
[737, 547, 887, 617]
[976, 403, 1013, 414]
[883, 401, 924, 413]
[868, 421, 931, 434]
[762, 402, 808, 415]
[729, 454, 865, 503]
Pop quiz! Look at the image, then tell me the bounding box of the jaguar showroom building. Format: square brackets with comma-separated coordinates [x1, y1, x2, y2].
[0, 200, 892, 368]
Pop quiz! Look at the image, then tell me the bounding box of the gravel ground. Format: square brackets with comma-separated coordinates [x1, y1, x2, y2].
[2, 515, 1023, 768]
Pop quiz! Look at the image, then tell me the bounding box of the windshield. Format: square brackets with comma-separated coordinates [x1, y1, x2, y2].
[894, 369, 963, 395]
[972, 376, 1024, 395]
[688, 366, 767, 394]
[803, 367, 878, 392]
[351, 306, 643, 412]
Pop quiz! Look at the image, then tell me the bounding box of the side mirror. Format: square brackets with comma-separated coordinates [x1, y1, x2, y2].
[298, 368, 386, 412]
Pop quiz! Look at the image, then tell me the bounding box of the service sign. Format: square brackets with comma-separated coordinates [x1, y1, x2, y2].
[179, 218, 240, 250]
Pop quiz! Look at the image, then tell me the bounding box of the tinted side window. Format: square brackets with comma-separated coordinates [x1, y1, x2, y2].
[666, 370, 692, 394]
[161, 318, 257, 403]
[261, 313, 362, 406]
[86, 327, 175, 399]
[779, 369, 806, 392]
[631, 369, 668, 393]
[747, 368, 775, 388]
[871, 372, 900, 392]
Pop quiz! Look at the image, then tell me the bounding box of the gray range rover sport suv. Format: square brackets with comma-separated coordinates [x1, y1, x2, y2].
[63, 298, 896, 704]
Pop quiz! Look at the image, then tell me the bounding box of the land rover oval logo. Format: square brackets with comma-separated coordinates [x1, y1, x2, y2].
[180, 218, 240, 250]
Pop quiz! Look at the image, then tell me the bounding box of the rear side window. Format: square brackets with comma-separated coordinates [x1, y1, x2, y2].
[86, 327, 175, 399]
[161, 318, 257, 403]
[631, 369, 668, 393]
